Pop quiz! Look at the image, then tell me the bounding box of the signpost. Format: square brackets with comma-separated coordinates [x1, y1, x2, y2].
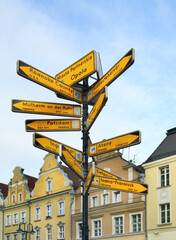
[33, 133, 83, 162]
[59, 145, 85, 180]
[55, 50, 103, 86]
[89, 130, 141, 156]
[87, 48, 134, 103]
[17, 60, 83, 103]
[86, 87, 108, 131]
[26, 119, 81, 132]
[92, 175, 148, 194]
[12, 99, 81, 117]
[12, 49, 148, 240]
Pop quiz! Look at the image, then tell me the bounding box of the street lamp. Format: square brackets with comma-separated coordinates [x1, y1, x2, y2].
[17, 223, 35, 240]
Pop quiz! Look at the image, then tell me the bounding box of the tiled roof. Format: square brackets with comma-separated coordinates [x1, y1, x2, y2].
[144, 127, 176, 164]
[24, 174, 38, 192]
[60, 165, 81, 190]
[0, 182, 8, 198]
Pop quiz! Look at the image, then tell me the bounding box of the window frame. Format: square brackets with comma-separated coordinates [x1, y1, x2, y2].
[35, 206, 41, 221]
[13, 212, 18, 225]
[112, 191, 121, 203]
[112, 215, 124, 235]
[92, 218, 102, 237]
[160, 203, 170, 224]
[160, 166, 170, 187]
[46, 204, 52, 218]
[6, 214, 11, 226]
[129, 212, 143, 233]
[20, 211, 26, 223]
[46, 226, 52, 240]
[58, 201, 65, 216]
[57, 224, 65, 240]
[35, 227, 41, 240]
[101, 192, 109, 205]
[76, 222, 82, 239]
[91, 195, 99, 208]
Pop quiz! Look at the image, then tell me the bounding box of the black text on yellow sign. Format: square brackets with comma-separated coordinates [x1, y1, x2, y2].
[60, 145, 84, 180]
[92, 175, 148, 194]
[55, 50, 98, 86]
[87, 48, 135, 103]
[12, 99, 82, 117]
[26, 119, 81, 132]
[95, 166, 120, 179]
[86, 87, 108, 131]
[17, 60, 82, 103]
[89, 130, 141, 156]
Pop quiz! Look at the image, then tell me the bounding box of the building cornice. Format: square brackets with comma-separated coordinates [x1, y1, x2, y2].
[143, 154, 176, 169]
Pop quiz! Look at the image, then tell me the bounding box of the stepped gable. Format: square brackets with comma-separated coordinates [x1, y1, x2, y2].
[24, 174, 38, 192]
[144, 127, 176, 163]
[0, 182, 8, 198]
[61, 165, 80, 190]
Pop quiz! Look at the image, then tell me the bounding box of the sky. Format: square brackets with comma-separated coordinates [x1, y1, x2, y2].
[1, 0, 176, 184]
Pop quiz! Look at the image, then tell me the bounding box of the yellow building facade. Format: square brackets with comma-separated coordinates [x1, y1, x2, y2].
[72, 151, 146, 240]
[143, 127, 176, 240]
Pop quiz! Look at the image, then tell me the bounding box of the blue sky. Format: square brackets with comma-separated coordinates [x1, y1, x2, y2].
[1, 0, 176, 183]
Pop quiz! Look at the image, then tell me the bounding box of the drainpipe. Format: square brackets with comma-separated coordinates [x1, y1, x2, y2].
[69, 190, 75, 240]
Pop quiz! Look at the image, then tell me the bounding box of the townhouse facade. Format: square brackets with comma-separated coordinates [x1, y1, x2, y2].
[72, 151, 146, 240]
[0, 183, 8, 240]
[143, 127, 176, 240]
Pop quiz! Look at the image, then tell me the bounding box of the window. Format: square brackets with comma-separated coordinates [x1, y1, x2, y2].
[12, 195, 15, 203]
[92, 219, 102, 237]
[46, 179, 52, 192]
[13, 213, 18, 225]
[13, 234, 18, 240]
[35, 207, 41, 221]
[21, 233, 25, 240]
[18, 193, 22, 202]
[58, 201, 65, 216]
[35, 228, 41, 240]
[76, 222, 82, 239]
[113, 191, 121, 203]
[91, 195, 98, 207]
[160, 203, 170, 224]
[46, 204, 52, 218]
[6, 214, 11, 226]
[113, 216, 124, 234]
[20, 211, 26, 223]
[130, 213, 142, 232]
[101, 192, 109, 205]
[58, 225, 65, 239]
[6, 235, 10, 240]
[160, 166, 169, 187]
[46, 227, 52, 240]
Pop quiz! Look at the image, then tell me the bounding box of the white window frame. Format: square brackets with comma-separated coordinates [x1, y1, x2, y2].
[160, 166, 170, 187]
[112, 191, 121, 203]
[46, 204, 52, 218]
[12, 194, 15, 203]
[112, 215, 124, 235]
[46, 178, 52, 192]
[35, 227, 41, 240]
[91, 195, 99, 208]
[12, 233, 18, 240]
[91, 218, 102, 237]
[18, 193, 22, 202]
[13, 212, 18, 225]
[6, 214, 11, 226]
[58, 201, 65, 216]
[76, 222, 82, 239]
[21, 233, 25, 240]
[20, 211, 26, 223]
[160, 203, 170, 224]
[6, 235, 11, 240]
[101, 191, 109, 205]
[46, 226, 52, 240]
[129, 212, 143, 233]
[35, 206, 41, 221]
[57, 224, 65, 240]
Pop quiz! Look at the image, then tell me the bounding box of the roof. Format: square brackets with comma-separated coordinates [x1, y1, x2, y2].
[0, 182, 8, 198]
[24, 174, 38, 192]
[60, 165, 80, 190]
[144, 127, 176, 164]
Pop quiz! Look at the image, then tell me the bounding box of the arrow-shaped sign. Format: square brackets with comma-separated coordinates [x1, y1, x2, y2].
[86, 87, 108, 131]
[59, 145, 85, 180]
[12, 99, 81, 117]
[95, 166, 120, 179]
[26, 119, 81, 132]
[89, 130, 141, 156]
[92, 175, 148, 194]
[55, 50, 103, 86]
[87, 48, 134, 103]
[17, 60, 82, 104]
[85, 162, 95, 194]
[33, 133, 83, 162]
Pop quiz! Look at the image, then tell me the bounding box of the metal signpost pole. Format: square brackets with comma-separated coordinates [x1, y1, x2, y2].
[82, 77, 89, 240]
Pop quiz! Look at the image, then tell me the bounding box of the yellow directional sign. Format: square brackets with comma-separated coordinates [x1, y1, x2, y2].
[33, 133, 83, 162]
[26, 119, 81, 132]
[85, 162, 95, 193]
[55, 51, 99, 86]
[89, 130, 141, 156]
[87, 48, 135, 103]
[12, 99, 82, 117]
[95, 166, 120, 179]
[60, 145, 84, 180]
[17, 60, 82, 103]
[86, 87, 108, 131]
[92, 175, 148, 194]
